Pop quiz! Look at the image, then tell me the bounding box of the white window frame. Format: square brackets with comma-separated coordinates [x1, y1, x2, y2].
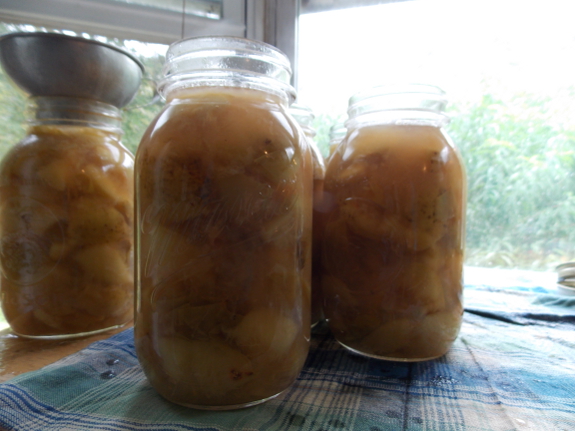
[0, 0, 299, 84]
[0, 0, 246, 44]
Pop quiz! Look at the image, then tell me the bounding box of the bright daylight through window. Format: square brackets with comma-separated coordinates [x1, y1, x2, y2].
[297, 0, 575, 273]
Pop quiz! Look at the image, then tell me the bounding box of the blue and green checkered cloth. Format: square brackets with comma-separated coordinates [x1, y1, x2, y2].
[1, 267, 574, 430]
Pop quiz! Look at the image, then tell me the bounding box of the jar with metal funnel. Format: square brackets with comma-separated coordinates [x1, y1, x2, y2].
[0, 32, 143, 339]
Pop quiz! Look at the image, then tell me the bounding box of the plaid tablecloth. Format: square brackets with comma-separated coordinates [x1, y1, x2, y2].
[1, 267, 574, 431]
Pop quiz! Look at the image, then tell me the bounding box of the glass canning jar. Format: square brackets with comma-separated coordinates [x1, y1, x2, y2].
[134, 36, 313, 410]
[289, 103, 326, 327]
[0, 96, 135, 338]
[321, 84, 467, 361]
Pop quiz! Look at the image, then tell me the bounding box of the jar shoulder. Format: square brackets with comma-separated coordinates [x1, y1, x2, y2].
[0, 126, 133, 189]
[137, 90, 305, 161]
[327, 125, 463, 175]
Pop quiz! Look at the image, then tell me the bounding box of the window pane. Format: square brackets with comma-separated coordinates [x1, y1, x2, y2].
[301, 0, 407, 14]
[298, 0, 575, 271]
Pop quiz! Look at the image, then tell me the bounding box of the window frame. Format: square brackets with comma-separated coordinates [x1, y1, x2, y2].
[0, 0, 299, 85]
[0, 0, 246, 44]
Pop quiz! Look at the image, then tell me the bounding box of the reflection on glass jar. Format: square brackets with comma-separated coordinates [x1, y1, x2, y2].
[134, 37, 313, 410]
[289, 103, 326, 327]
[328, 122, 347, 160]
[321, 84, 467, 361]
[0, 97, 135, 338]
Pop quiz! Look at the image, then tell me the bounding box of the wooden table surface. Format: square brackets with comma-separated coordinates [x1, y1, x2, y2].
[0, 323, 132, 383]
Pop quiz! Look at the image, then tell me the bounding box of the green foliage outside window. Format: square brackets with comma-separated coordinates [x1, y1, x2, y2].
[448, 93, 575, 270]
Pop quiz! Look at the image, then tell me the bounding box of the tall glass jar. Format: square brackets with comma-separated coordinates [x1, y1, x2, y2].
[134, 37, 313, 410]
[322, 84, 466, 361]
[0, 97, 135, 338]
[289, 103, 326, 327]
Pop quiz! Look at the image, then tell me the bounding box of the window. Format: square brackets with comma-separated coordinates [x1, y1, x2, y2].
[297, 0, 575, 272]
[0, 0, 571, 329]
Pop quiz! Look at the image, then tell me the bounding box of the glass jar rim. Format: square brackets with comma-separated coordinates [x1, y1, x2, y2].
[346, 83, 449, 127]
[349, 83, 447, 105]
[158, 36, 296, 103]
[26, 96, 123, 134]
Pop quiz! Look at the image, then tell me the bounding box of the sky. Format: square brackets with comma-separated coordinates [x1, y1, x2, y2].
[297, 0, 575, 118]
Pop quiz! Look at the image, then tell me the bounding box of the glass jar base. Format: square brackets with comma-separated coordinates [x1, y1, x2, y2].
[12, 322, 128, 340]
[169, 391, 283, 411]
[338, 340, 447, 362]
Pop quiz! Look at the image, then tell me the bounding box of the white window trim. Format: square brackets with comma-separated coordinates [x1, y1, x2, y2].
[0, 0, 245, 44]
